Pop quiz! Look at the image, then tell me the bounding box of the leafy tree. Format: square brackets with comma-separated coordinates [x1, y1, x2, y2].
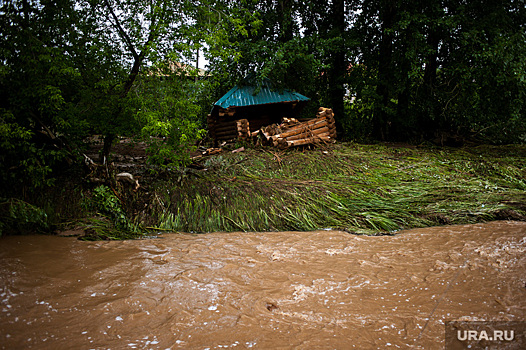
[0, 0, 218, 194]
[434, 0, 526, 143]
[2, 0, 525, 199]
[134, 65, 207, 170]
[78, 0, 197, 161]
[0, 0, 83, 192]
[352, 0, 526, 143]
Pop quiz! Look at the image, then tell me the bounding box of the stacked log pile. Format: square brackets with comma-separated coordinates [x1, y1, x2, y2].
[208, 107, 337, 148]
[236, 119, 250, 140]
[213, 121, 237, 141]
[255, 107, 337, 149]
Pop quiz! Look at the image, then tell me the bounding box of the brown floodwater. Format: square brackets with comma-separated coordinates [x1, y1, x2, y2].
[1, 221, 525, 349]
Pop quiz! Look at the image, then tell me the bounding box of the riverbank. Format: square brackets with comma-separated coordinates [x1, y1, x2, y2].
[2, 142, 525, 239]
[145, 142, 525, 236]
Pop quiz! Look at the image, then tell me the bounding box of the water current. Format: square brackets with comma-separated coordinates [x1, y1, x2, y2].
[1, 221, 525, 349]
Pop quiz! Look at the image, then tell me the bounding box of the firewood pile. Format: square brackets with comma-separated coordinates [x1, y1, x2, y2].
[208, 107, 337, 149]
[253, 107, 337, 149]
[236, 119, 250, 140]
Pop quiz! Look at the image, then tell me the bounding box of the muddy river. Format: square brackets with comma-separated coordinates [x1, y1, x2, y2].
[1, 221, 525, 349]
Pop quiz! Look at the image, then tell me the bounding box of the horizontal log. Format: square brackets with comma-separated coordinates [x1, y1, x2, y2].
[292, 131, 331, 140]
[278, 116, 326, 132]
[317, 111, 334, 121]
[216, 134, 238, 140]
[217, 120, 236, 126]
[272, 138, 288, 147]
[317, 115, 334, 125]
[249, 118, 274, 126]
[218, 108, 235, 117]
[216, 120, 236, 126]
[215, 129, 238, 137]
[214, 129, 236, 137]
[263, 125, 282, 137]
[285, 126, 330, 141]
[215, 124, 237, 133]
[272, 118, 329, 140]
[297, 116, 327, 127]
[216, 124, 237, 132]
[286, 134, 332, 147]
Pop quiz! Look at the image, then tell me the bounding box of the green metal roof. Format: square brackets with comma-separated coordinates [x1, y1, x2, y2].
[214, 79, 310, 109]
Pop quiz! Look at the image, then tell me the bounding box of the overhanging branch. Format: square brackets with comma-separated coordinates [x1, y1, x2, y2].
[102, 0, 139, 60]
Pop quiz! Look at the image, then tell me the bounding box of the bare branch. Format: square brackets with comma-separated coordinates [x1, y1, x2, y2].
[102, 0, 139, 60]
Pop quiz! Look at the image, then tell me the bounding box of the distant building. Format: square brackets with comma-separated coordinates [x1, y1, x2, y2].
[147, 61, 208, 80]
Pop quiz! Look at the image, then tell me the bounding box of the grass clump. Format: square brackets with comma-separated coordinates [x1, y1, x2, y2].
[80, 185, 144, 240]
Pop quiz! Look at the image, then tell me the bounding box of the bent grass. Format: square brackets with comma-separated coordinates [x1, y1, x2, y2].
[151, 143, 526, 235]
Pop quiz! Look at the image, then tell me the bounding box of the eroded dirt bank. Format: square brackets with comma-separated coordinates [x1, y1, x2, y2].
[1, 221, 525, 349]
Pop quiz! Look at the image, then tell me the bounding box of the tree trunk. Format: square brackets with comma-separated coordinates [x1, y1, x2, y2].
[100, 0, 157, 162]
[278, 0, 293, 42]
[421, 27, 440, 138]
[101, 133, 115, 164]
[373, 0, 397, 140]
[329, 0, 345, 137]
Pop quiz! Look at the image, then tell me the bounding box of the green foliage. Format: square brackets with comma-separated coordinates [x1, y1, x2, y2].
[352, 0, 526, 142]
[437, 28, 526, 143]
[200, 0, 525, 143]
[0, 0, 211, 193]
[0, 110, 56, 191]
[135, 73, 207, 169]
[80, 185, 146, 240]
[1, 0, 525, 208]
[83, 185, 136, 232]
[0, 0, 83, 192]
[0, 198, 50, 236]
[201, 0, 325, 105]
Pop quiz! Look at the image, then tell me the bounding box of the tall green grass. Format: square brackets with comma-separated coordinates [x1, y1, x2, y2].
[150, 143, 526, 234]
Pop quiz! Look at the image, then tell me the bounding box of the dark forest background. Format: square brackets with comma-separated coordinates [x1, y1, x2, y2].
[1, 0, 525, 193]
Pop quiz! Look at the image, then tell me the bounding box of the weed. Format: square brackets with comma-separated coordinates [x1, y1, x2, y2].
[80, 185, 143, 240]
[0, 198, 50, 235]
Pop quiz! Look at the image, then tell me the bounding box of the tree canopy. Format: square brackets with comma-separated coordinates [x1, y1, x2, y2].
[1, 0, 525, 193]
